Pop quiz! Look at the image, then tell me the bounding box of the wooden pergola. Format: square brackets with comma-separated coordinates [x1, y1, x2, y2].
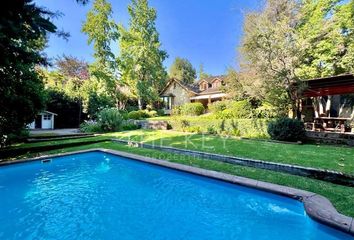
[302, 74, 354, 97]
[300, 73, 354, 133]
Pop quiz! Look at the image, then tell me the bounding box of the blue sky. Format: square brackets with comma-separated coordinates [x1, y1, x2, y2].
[35, 0, 262, 76]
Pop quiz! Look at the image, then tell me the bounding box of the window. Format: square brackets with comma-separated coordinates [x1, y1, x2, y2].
[161, 96, 173, 110]
[43, 114, 51, 120]
[200, 82, 208, 91]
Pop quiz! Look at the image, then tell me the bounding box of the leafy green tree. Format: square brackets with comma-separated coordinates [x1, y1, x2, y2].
[82, 0, 118, 67]
[297, 0, 354, 78]
[0, 1, 57, 140]
[240, 0, 305, 117]
[119, 0, 168, 109]
[169, 57, 197, 84]
[239, 0, 354, 119]
[82, 0, 128, 109]
[198, 63, 211, 80]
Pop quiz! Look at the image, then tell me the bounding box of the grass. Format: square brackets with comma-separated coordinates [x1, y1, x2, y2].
[4, 135, 109, 150]
[14, 140, 354, 217]
[107, 130, 354, 174]
[4, 129, 354, 173]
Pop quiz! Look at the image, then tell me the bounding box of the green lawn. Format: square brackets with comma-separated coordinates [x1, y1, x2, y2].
[107, 130, 354, 174]
[13, 141, 354, 217]
[4, 135, 109, 150]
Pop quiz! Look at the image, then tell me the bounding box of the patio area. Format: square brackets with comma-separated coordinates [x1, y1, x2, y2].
[299, 74, 354, 135]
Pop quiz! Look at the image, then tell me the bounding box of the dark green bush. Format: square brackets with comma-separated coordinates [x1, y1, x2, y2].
[180, 102, 205, 116]
[156, 109, 165, 116]
[122, 122, 140, 131]
[268, 118, 305, 142]
[1, 128, 29, 147]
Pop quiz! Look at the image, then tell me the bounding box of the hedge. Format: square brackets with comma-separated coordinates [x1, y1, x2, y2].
[168, 117, 270, 138]
[180, 102, 205, 116]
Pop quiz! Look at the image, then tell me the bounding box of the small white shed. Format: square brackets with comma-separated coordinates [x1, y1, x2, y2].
[28, 111, 58, 130]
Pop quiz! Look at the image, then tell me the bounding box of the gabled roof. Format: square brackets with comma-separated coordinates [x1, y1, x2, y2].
[160, 78, 198, 95]
[197, 75, 225, 84]
[40, 110, 58, 116]
[160, 76, 227, 97]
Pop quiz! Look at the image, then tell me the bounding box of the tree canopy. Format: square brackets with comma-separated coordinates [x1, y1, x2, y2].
[82, 0, 129, 109]
[169, 57, 197, 84]
[0, 0, 57, 140]
[232, 0, 354, 117]
[118, 0, 168, 109]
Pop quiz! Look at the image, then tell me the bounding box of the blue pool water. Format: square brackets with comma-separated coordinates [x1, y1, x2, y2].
[0, 152, 352, 240]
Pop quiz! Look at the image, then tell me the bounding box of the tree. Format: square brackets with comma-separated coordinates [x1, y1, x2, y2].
[119, 0, 168, 109]
[240, 0, 304, 118]
[239, 0, 354, 118]
[169, 57, 196, 84]
[82, 0, 127, 109]
[0, 1, 57, 140]
[223, 67, 265, 101]
[198, 63, 210, 80]
[297, 0, 354, 78]
[55, 55, 89, 81]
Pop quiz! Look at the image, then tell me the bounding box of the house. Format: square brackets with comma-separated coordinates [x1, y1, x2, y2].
[27, 111, 58, 130]
[159, 76, 228, 114]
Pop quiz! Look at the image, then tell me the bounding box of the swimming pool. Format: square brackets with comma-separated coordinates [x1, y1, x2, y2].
[0, 151, 352, 240]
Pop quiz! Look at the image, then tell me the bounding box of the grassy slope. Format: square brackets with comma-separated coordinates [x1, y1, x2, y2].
[15, 141, 354, 217]
[107, 130, 354, 174]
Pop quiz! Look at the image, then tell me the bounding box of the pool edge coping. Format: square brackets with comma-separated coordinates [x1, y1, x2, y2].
[1, 148, 353, 236]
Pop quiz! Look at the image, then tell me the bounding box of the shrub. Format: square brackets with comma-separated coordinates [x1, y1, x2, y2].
[208, 100, 228, 113]
[156, 109, 165, 116]
[80, 120, 102, 133]
[215, 109, 234, 119]
[98, 108, 123, 132]
[267, 118, 305, 142]
[170, 118, 190, 131]
[212, 100, 253, 119]
[255, 102, 280, 118]
[139, 110, 150, 118]
[167, 117, 270, 138]
[171, 106, 182, 115]
[1, 128, 29, 147]
[146, 110, 158, 118]
[122, 122, 140, 131]
[127, 110, 156, 119]
[127, 111, 143, 120]
[184, 126, 202, 133]
[228, 100, 253, 118]
[180, 102, 205, 116]
[206, 125, 217, 134]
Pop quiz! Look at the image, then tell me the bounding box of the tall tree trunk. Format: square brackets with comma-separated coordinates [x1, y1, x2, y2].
[138, 98, 142, 110]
